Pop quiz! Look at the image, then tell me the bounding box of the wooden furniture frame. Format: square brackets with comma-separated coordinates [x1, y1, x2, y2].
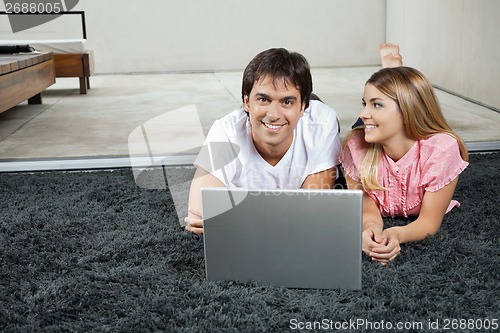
[0, 11, 94, 94]
[0, 52, 55, 113]
[54, 50, 94, 94]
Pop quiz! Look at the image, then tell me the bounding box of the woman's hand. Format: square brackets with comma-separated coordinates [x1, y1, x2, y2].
[362, 224, 384, 256]
[369, 227, 401, 265]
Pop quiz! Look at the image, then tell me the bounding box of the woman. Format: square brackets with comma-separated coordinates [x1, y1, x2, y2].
[340, 67, 469, 265]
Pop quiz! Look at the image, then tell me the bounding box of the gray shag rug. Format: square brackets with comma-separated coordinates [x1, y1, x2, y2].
[0, 153, 498, 332]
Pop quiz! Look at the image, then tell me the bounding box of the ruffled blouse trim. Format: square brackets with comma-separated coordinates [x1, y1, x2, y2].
[340, 163, 362, 183]
[424, 160, 469, 192]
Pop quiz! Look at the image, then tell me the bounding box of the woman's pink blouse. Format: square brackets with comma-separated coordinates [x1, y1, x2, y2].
[340, 132, 469, 218]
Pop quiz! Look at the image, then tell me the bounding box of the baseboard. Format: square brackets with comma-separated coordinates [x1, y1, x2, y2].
[1, 141, 499, 173]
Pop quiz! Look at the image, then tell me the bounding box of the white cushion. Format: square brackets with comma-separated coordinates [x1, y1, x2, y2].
[0, 39, 87, 54]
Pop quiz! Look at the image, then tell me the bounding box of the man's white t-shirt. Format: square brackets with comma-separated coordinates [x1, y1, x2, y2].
[194, 100, 341, 189]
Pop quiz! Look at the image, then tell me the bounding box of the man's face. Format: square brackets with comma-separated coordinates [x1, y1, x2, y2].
[244, 75, 305, 161]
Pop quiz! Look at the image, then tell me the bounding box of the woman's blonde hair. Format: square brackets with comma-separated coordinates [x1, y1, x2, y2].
[343, 67, 468, 191]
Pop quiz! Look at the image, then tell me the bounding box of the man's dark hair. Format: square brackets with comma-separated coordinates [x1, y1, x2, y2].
[241, 48, 313, 110]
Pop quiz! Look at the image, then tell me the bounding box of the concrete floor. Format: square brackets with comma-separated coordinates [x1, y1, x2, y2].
[1, 66, 499, 172]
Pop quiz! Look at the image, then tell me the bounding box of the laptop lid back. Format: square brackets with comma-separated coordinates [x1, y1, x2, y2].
[202, 188, 362, 290]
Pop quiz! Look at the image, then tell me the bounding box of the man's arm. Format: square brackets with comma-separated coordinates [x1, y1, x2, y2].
[185, 167, 225, 234]
[302, 166, 337, 189]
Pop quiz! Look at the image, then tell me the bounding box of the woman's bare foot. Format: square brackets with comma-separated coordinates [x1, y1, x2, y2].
[380, 43, 403, 68]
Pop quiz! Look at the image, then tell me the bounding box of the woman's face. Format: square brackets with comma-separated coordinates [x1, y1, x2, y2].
[359, 83, 408, 147]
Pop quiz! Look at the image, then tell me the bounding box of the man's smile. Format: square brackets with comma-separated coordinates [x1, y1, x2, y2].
[262, 121, 287, 131]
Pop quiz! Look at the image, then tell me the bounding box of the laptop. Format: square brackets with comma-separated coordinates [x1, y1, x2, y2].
[201, 187, 363, 290]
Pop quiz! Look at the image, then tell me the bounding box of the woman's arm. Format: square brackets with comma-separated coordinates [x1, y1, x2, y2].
[345, 174, 385, 257]
[390, 178, 458, 243]
[371, 178, 459, 264]
[185, 167, 225, 234]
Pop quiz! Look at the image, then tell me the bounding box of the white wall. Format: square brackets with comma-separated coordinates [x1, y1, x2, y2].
[0, 0, 386, 73]
[386, 0, 500, 110]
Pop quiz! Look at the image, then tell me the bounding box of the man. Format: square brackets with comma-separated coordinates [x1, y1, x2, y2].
[185, 44, 402, 234]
